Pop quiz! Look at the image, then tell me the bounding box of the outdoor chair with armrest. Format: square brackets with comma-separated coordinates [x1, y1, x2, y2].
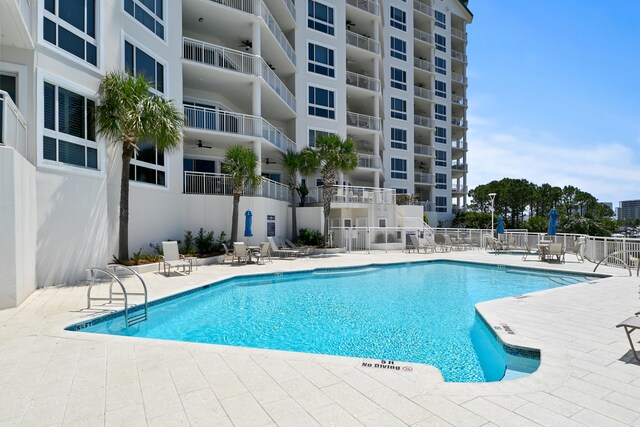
[232, 242, 250, 265]
[161, 241, 192, 276]
[617, 313, 640, 363]
[547, 243, 565, 263]
[253, 242, 272, 265]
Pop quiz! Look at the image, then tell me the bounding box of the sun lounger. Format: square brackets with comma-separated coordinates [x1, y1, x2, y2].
[617, 315, 640, 363]
[522, 241, 538, 260]
[161, 241, 191, 276]
[267, 237, 300, 258]
[284, 239, 312, 256]
[409, 235, 435, 254]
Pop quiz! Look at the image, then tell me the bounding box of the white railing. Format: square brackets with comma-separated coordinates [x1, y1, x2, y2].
[451, 27, 467, 41]
[0, 91, 27, 159]
[184, 172, 291, 201]
[414, 28, 434, 45]
[413, 0, 433, 17]
[346, 30, 380, 54]
[414, 144, 434, 157]
[452, 49, 467, 63]
[414, 57, 434, 73]
[307, 185, 395, 205]
[451, 185, 468, 193]
[183, 37, 295, 111]
[451, 117, 468, 128]
[347, 111, 381, 131]
[414, 85, 433, 100]
[452, 72, 468, 84]
[284, 0, 295, 20]
[451, 163, 468, 172]
[452, 140, 467, 150]
[414, 114, 435, 129]
[414, 172, 435, 184]
[585, 235, 640, 271]
[183, 105, 296, 153]
[346, 0, 379, 15]
[452, 94, 467, 106]
[357, 153, 382, 170]
[346, 71, 381, 92]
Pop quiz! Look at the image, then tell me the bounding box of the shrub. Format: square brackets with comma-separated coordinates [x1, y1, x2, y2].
[182, 230, 195, 255]
[195, 228, 215, 254]
[298, 228, 324, 246]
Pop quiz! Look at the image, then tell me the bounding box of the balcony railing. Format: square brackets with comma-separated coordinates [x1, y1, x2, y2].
[347, 111, 381, 131]
[357, 153, 383, 170]
[184, 105, 296, 153]
[414, 144, 434, 157]
[452, 140, 468, 150]
[452, 94, 467, 106]
[451, 27, 467, 41]
[414, 57, 434, 73]
[346, 30, 380, 54]
[414, 28, 434, 45]
[451, 185, 468, 193]
[307, 185, 395, 205]
[414, 172, 435, 184]
[451, 72, 468, 85]
[184, 172, 291, 201]
[451, 49, 467, 63]
[0, 91, 27, 159]
[451, 164, 468, 173]
[183, 37, 295, 111]
[346, 0, 379, 15]
[414, 114, 435, 129]
[413, 0, 434, 17]
[451, 117, 468, 128]
[284, 0, 295, 20]
[346, 71, 381, 92]
[208, 0, 295, 65]
[414, 85, 433, 100]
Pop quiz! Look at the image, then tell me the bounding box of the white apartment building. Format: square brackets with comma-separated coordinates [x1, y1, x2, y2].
[0, 0, 471, 307]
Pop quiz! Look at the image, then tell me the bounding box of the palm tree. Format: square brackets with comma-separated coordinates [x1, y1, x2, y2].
[223, 145, 262, 242]
[281, 149, 316, 241]
[305, 135, 358, 246]
[96, 71, 183, 260]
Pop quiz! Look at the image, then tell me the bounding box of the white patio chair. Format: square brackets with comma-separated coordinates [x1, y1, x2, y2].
[161, 241, 191, 276]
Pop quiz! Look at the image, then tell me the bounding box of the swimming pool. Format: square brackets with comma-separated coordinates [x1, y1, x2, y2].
[69, 261, 598, 382]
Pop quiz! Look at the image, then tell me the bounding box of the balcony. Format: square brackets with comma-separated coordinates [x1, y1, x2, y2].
[414, 114, 435, 129]
[414, 28, 434, 45]
[183, 37, 295, 111]
[414, 57, 434, 73]
[452, 94, 467, 107]
[346, 72, 381, 92]
[208, 0, 295, 65]
[346, 31, 380, 54]
[0, 91, 27, 159]
[414, 172, 435, 185]
[414, 144, 435, 157]
[347, 111, 381, 131]
[451, 185, 468, 194]
[346, 0, 379, 15]
[414, 85, 433, 100]
[451, 117, 468, 128]
[451, 72, 468, 85]
[452, 140, 468, 151]
[357, 153, 383, 170]
[451, 164, 468, 173]
[307, 185, 396, 205]
[184, 105, 296, 153]
[184, 172, 291, 201]
[451, 27, 467, 41]
[451, 49, 467, 63]
[413, 0, 434, 18]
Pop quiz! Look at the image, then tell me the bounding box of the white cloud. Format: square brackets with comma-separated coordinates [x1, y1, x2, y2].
[466, 118, 640, 204]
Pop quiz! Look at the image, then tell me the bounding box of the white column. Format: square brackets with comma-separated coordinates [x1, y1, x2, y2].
[253, 139, 262, 176]
[251, 21, 261, 56]
[374, 132, 380, 188]
[252, 80, 261, 116]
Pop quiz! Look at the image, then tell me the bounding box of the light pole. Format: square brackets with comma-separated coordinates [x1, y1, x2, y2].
[488, 193, 497, 236]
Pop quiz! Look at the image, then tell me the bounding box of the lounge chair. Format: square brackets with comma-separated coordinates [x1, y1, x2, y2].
[284, 239, 312, 256]
[232, 242, 250, 265]
[267, 237, 299, 258]
[617, 314, 640, 363]
[445, 234, 468, 251]
[521, 241, 538, 260]
[161, 241, 192, 276]
[409, 234, 435, 254]
[426, 234, 448, 252]
[547, 243, 565, 263]
[484, 235, 504, 253]
[252, 242, 272, 265]
[573, 237, 585, 262]
[222, 242, 234, 263]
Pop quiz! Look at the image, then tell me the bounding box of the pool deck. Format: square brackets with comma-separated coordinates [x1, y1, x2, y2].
[1, 250, 640, 426]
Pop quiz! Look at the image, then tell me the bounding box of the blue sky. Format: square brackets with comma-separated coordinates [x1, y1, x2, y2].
[465, 1, 640, 206]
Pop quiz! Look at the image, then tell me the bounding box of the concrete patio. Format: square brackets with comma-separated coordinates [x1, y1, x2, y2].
[1, 250, 639, 426]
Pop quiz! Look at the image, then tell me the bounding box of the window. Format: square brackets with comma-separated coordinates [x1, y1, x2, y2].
[125, 41, 164, 93]
[184, 158, 215, 173]
[435, 10, 446, 29]
[130, 140, 165, 185]
[390, 6, 406, 31]
[435, 80, 446, 98]
[390, 37, 406, 61]
[390, 97, 407, 120]
[391, 127, 407, 150]
[435, 150, 447, 167]
[124, 0, 164, 39]
[435, 104, 446, 121]
[1, 74, 17, 105]
[316, 178, 324, 187]
[390, 67, 407, 91]
[308, 128, 332, 147]
[43, 81, 97, 169]
[308, 0, 334, 35]
[435, 127, 447, 144]
[436, 173, 447, 189]
[391, 158, 407, 179]
[435, 57, 447, 75]
[43, 0, 97, 66]
[435, 34, 446, 52]
[395, 188, 407, 195]
[436, 196, 448, 213]
[308, 43, 335, 77]
[308, 86, 335, 119]
[378, 218, 387, 227]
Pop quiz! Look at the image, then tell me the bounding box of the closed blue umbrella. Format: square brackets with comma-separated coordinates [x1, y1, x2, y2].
[547, 208, 558, 236]
[496, 215, 505, 234]
[244, 210, 253, 237]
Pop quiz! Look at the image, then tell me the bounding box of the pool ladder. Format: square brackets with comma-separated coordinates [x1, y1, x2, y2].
[86, 264, 149, 328]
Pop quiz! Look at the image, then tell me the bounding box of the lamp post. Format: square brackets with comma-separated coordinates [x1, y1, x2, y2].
[488, 193, 497, 236]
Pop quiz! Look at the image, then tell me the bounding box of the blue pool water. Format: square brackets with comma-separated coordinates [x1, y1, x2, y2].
[70, 261, 597, 382]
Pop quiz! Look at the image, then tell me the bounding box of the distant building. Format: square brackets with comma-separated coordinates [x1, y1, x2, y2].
[618, 200, 640, 220]
[600, 202, 613, 211]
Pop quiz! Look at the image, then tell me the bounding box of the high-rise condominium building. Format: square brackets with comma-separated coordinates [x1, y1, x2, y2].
[618, 200, 640, 221]
[0, 0, 471, 305]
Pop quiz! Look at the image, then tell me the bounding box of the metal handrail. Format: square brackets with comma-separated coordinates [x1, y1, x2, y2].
[593, 250, 639, 276]
[86, 267, 130, 326]
[346, 30, 380, 54]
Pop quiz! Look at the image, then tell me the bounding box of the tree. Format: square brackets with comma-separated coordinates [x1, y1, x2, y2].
[96, 71, 183, 260]
[281, 149, 316, 241]
[304, 135, 358, 247]
[223, 145, 261, 242]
